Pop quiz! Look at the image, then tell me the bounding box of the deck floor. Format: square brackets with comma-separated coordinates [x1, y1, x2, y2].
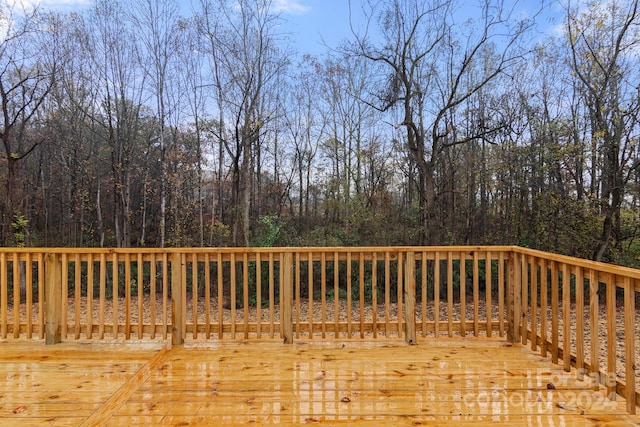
[0, 338, 638, 426]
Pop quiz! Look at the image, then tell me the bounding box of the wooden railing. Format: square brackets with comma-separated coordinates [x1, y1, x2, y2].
[510, 247, 639, 414]
[0, 246, 638, 412]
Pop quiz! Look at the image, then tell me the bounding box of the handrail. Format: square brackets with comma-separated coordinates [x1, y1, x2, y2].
[509, 247, 639, 414]
[0, 245, 637, 413]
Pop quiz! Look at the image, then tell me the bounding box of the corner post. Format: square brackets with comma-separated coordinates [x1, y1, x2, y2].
[45, 253, 62, 344]
[171, 252, 184, 346]
[404, 251, 416, 344]
[281, 252, 293, 344]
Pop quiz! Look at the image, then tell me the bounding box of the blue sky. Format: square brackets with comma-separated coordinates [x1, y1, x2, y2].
[18, 0, 560, 55]
[17, 0, 363, 55]
[274, 0, 363, 54]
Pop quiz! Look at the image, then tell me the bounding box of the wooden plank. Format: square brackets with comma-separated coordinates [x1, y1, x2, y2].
[606, 274, 616, 400]
[192, 253, 199, 340]
[181, 253, 187, 340]
[551, 260, 559, 364]
[150, 254, 157, 339]
[521, 253, 528, 345]
[321, 251, 326, 338]
[359, 252, 365, 339]
[86, 253, 93, 340]
[74, 254, 81, 340]
[404, 251, 416, 344]
[230, 252, 236, 339]
[473, 251, 479, 337]
[125, 252, 131, 341]
[279, 253, 285, 338]
[294, 252, 300, 338]
[255, 252, 261, 339]
[486, 251, 492, 337]
[138, 253, 144, 340]
[512, 252, 521, 344]
[18, 338, 624, 425]
[529, 255, 537, 350]
[447, 252, 454, 337]
[347, 251, 352, 338]
[575, 266, 585, 379]
[514, 246, 640, 280]
[372, 252, 378, 339]
[170, 253, 184, 346]
[99, 253, 106, 339]
[195, 319, 504, 336]
[588, 268, 599, 390]
[79, 347, 169, 427]
[540, 258, 548, 357]
[308, 251, 314, 339]
[498, 252, 504, 337]
[562, 262, 571, 372]
[397, 251, 403, 339]
[623, 277, 636, 414]
[269, 252, 274, 338]
[162, 252, 169, 340]
[506, 252, 515, 343]
[112, 253, 119, 340]
[243, 252, 249, 340]
[45, 253, 62, 344]
[24, 252, 32, 339]
[281, 252, 293, 344]
[435, 251, 441, 337]
[460, 251, 467, 337]
[384, 252, 390, 336]
[334, 252, 339, 339]
[37, 253, 45, 340]
[13, 253, 19, 339]
[217, 252, 223, 340]
[421, 252, 427, 337]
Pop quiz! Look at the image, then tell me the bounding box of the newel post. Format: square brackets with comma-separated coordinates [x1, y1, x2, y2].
[404, 251, 417, 344]
[281, 252, 293, 344]
[45, 253, 62, 344]
[171, 252, 185, 346]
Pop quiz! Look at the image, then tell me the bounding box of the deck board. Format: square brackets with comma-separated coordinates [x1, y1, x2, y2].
[0, 338, 638, 426]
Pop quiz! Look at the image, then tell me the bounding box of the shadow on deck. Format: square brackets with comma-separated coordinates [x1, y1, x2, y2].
[0, 337, 638, 426]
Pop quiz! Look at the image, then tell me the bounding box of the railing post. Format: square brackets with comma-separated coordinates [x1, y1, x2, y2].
[45, 253, 62, 345]
[281, 252, 293, 344]
[624, 277, 636, 414]
[171, 252, 184, 346]
[404, 251, 416, 344]
[506, 250, 518, 344]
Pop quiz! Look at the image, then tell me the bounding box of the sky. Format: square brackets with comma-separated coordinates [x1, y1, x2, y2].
[12, 0, 561, 56]
[11, 0, 370, 55]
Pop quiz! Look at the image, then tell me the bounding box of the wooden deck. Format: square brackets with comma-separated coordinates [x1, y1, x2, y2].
[0, 338, 638, 426]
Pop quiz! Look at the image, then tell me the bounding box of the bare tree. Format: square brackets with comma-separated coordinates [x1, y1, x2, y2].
[566, 0, 640, 261]
[352, 0, 536, 244]
[196, 0, 288, 246]
[0, 3, 56, 245]
[84, 0, 147, 248]
[130, 0, 181, 247]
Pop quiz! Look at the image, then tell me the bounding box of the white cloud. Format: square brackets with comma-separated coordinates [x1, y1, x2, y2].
[272, 0, 309, 15]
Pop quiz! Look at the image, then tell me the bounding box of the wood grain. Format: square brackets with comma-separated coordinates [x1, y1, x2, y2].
[1, 339, 638, 425]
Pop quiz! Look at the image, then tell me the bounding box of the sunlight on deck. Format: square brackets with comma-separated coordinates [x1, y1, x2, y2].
[0, 338, 638, 426]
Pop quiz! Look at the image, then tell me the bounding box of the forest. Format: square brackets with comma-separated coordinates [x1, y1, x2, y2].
[1, 0, 639, 268]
